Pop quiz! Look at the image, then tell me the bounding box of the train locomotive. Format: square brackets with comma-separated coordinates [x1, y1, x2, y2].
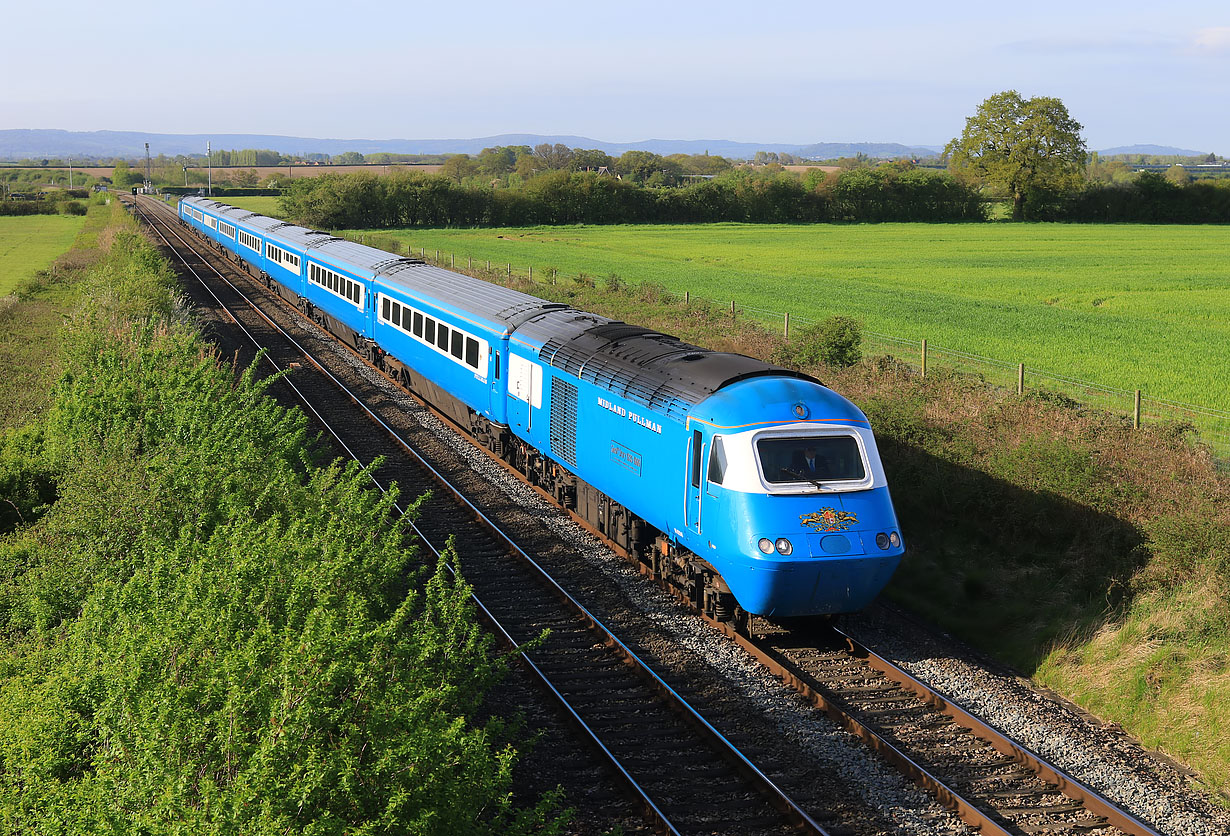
[179, 195, 904, 626]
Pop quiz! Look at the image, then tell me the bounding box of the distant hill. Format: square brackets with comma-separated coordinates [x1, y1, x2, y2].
[6, 130, 1205, 164]
[1097, 144, 1208, 157]
[793, 142, 942, 160]
[0, 129, 943, 162]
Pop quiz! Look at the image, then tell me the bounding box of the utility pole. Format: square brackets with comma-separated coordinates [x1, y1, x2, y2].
[68, 159, 73, 189]
[207, 141, 212, 196]
[144, 142, 153, 193]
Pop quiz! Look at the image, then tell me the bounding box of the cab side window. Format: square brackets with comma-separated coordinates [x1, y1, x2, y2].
[707, 436, 726, 485]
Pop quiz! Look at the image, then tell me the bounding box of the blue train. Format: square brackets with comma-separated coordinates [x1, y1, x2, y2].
[179, 195, 904, 626]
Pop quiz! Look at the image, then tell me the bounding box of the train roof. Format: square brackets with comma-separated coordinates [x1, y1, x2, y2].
[182, 198, 817, 410]
[519, 309, 819, 421]
[185, 198, 562, 329]
[379, 260, 567, 333]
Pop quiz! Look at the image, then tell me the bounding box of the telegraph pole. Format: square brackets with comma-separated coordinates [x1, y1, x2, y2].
[207, 141, 212, 196]
[144, 142, 153, 193]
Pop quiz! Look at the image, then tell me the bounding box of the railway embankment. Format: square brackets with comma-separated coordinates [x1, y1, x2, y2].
[484, 272, 1230, 802]
[0, 202, 563, 832]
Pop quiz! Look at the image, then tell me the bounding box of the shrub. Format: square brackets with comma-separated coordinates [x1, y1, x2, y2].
[0, 223, 561, 834]
[773, 315, 863, 369]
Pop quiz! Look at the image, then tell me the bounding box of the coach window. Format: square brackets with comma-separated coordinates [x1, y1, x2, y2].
[391, 302, 401, 327]
[437, 324, 450, 352]
[424, 317, 436, 345]
[450, 329, 464, 360]
[382, 297, 391, 321]
[412, 312, 423, 338]
[465, 337, 479, 369]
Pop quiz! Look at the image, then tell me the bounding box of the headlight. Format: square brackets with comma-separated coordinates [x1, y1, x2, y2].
[774, 538, 793, 555]
[876, 532, 890, 549]
[758, 538, 774, 554]
[889, 531, 901, 548]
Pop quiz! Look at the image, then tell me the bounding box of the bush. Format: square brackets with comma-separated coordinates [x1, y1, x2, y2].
[0, 201, 56, 217]
[0, 227, 560, 834]
[773, 315, 863, 369]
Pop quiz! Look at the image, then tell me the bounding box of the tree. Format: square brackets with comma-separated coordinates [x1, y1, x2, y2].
[945, 90, 1087, 220]
[111, 159, 141, 188]
[532, 143, 574, 170]
[1163, 164, 1192, 185]
[569, 148, 614, 172]
[441, 154, 478, 182]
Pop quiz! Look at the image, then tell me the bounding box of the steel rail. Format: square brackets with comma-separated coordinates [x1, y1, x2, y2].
[832, 624, 1165, 836]
[131, 196, 829, 836]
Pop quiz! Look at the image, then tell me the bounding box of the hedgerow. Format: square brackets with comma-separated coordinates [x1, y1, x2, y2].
[0, 214, 561, 833]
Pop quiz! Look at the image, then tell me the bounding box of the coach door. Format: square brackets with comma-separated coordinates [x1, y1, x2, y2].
[686, 427, 705, 535]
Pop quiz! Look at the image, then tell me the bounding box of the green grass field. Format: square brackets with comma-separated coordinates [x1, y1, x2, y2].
[0, 215, 86, 294]
[220, 196, 1230, 413]
[224, 196, 283, 217]
[380, 223, 1230, 412]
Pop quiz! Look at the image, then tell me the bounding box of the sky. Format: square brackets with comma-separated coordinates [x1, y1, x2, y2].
[3, 0, 1228, 152]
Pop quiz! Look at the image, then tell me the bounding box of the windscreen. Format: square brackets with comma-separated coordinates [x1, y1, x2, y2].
[758, 436, 865, 484]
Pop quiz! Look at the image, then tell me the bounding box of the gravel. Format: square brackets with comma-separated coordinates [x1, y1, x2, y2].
[843, 608, 1230, 836]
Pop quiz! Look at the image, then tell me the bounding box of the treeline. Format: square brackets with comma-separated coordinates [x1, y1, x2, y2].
[279, 166, 986, 228]
[1029, 173, 1230, 222]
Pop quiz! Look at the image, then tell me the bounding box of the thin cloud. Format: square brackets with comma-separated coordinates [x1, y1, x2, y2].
[1004, 33, 1175, 55]
[1192, 27, 1230, 52]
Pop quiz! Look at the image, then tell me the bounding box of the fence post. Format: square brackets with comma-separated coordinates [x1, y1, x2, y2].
[450, 253, 454, 268]
[435, 249, 439, 263]
[730, 299, 736, 316]
[486, 259, 490, 272]
[784, 312, 790, 340]
[1018, 363, 1025, 395]
[468, 256, 472, 270]
[529, 266, 533, 280]
[684, 291, 690, 305]
[921, 339, 927, 379]
[507, 263, 511, 278]
[1134, 390, 1142, 429]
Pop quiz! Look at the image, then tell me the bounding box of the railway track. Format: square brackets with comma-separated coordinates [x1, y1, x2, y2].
[127, 195, 842, 836]
[128, 195, 1171, 836]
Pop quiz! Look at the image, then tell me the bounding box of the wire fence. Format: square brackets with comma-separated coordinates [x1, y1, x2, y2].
[715, 297, 1230, 460]
[371, 238, 1230, 461]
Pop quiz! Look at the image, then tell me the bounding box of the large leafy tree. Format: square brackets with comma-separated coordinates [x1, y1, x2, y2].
[945, 90, 1087, 220]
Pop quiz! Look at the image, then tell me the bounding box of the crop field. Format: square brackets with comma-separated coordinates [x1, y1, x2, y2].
[0, 214, 86, 294]
[225, 196, 283, 216]
[216, 199, 1230, 413]
[377, 223, 1230, 412]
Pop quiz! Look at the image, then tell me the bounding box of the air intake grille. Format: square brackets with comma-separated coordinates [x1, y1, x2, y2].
[550, 379, 579, 468]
